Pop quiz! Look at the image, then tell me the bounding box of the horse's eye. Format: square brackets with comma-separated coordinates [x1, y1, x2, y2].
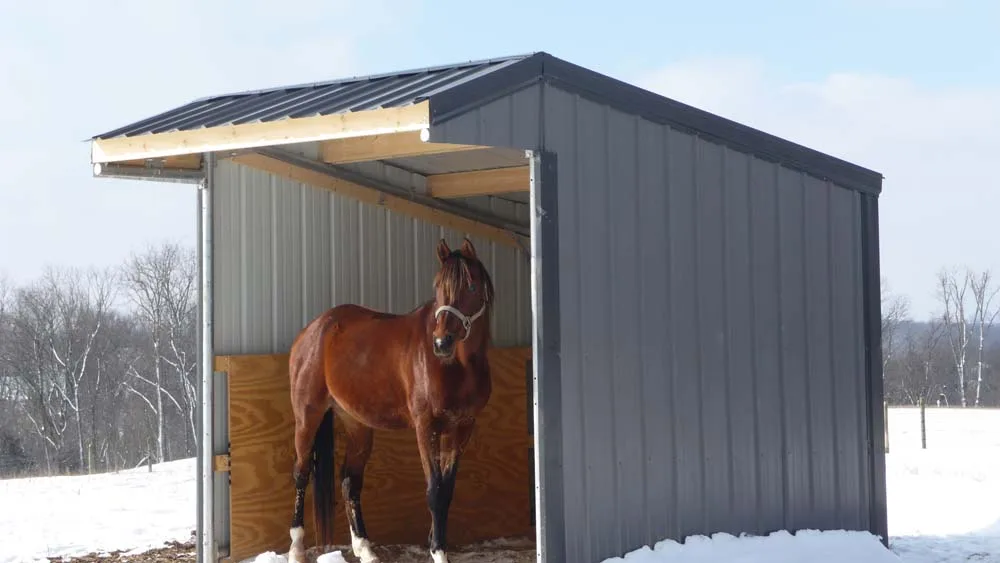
[469, 284, 476, 293]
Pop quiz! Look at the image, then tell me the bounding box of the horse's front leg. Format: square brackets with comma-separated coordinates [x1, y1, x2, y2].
[416, 418, 475, 563]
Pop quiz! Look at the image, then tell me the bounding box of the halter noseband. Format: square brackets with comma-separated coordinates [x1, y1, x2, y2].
[434, 302, 487, 341]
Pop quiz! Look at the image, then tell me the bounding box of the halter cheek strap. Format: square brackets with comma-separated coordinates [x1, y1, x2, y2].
[434, 302, 487, 341]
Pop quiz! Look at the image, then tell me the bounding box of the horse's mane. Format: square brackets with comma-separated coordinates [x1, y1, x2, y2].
[433, 250, 495, 311]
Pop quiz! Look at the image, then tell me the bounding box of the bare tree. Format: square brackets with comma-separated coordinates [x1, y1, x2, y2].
[8, 281, 71, 472]
[892, 319, 948, 405]
[938, 268, 973, 407]
[40, 267, 116, 473]
[121, 242, 198, 461]
[970, 270, 1000, 407]
[881, 276, 910, 375]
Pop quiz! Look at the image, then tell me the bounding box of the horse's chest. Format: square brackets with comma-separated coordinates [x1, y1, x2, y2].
[425, 374, 489, 420]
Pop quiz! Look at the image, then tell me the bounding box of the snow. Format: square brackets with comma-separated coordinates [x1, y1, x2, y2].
[884, 406, 1000, 562]
[247, 550, 349, 563]
[1, 407, 997, 563]
[599, 529, 901, 563]
[600, 406, 1000, 563]
[0, 458, 195, 563]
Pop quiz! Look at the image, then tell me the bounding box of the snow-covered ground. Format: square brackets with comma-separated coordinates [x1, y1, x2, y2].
[0, 458, 195, 563]
[1, 407, 998, 563]
[884, 406, 1000, 562]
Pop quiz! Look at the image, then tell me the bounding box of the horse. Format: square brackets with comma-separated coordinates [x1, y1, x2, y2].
[285, 237, 495, 563]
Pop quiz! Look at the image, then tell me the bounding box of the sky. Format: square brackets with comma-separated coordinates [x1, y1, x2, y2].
[0, 0, 996, 320]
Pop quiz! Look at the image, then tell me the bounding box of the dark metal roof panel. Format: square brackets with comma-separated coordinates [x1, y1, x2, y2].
[91, 53, 537, 140]
[91, 50, 883, 195]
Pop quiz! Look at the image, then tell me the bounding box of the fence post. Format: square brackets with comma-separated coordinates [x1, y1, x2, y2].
[920, 397, 927, 449]
[883, 401, 890, 454]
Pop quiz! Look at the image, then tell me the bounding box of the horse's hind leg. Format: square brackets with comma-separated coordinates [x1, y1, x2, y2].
[289, 406, 335, 563]
[340, 413, 379, 563]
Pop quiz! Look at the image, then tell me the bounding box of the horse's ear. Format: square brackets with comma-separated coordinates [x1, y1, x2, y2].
[459, 237, 477, 260]
[436, 238, 451, 263]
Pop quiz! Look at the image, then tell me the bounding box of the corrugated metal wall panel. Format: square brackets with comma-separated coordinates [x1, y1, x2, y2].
[539, 85, 871, 562]
[211, 159, 532, 356]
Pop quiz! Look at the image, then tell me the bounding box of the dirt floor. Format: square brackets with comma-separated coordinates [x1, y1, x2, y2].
[59, 538, 197, 562]
[298, 538, 537, 563]
[59, 535, 536, 563]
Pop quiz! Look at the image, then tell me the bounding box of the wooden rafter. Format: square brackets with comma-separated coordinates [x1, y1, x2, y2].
[230, 153, 525, 249]
[321, 130, 482, 164]
[427, 166, 529, 199]
[90, 102, 431, 164]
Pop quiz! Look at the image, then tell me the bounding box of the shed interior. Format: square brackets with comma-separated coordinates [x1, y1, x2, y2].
[93, 93, 544, 560]
[209, 133, 542, 562]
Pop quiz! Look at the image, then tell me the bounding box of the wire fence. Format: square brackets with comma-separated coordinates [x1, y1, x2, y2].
[884, 403, 1000, 453]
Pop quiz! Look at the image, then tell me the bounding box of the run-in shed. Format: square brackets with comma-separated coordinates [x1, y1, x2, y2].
[88, 51, 887, 563]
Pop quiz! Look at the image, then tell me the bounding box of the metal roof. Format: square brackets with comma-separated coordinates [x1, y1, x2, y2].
[90, 51, 883, 194]
[91, 53, 536, 140]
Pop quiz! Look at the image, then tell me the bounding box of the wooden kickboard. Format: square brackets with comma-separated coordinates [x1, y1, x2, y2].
[215, 347, 534, 562]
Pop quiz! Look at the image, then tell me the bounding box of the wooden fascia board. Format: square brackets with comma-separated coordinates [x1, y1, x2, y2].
[90, 102, 431, 164]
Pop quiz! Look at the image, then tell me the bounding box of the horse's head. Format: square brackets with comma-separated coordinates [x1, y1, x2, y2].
[431, 237, 494, 359]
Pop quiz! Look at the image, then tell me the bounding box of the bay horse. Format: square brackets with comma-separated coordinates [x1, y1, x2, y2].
[286, 237, 494, 563]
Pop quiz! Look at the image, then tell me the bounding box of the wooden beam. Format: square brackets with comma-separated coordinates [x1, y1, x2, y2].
[90, 102, 430, 164]
[427, 166, 529, 199]
[230, 153, 524, 249]
[321, 130, 482, 164]
[213, 454, 231, 473]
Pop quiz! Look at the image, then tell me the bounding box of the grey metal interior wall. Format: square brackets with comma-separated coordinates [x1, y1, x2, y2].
[210, 158, 532, 356]
[537, 85, 874, 562]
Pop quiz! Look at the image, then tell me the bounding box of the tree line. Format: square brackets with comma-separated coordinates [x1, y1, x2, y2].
[0, 243, 197, 477]
[882, 268, 1000, 409]
[1, 240, 996, 478]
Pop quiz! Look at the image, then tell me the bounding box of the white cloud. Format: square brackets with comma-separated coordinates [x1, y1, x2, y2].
[632, 56, 1000, 319]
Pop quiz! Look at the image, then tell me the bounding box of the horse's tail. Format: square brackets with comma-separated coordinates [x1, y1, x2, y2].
[312, 408, 335, 547]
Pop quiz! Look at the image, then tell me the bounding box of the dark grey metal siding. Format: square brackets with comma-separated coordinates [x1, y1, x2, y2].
[429, 83, 542, 150]
[535, 85, 875, 562]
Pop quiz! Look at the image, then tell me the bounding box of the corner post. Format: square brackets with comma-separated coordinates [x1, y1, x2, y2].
[528, 149, 565, 563]
[198, 151, 216, 562]
[861, 193, 888, 547]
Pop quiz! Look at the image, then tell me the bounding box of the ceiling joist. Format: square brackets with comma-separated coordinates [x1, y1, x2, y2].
[230, 150, 528, 249]
[427, 166, 529, 199]
[321, 130, 482, 165]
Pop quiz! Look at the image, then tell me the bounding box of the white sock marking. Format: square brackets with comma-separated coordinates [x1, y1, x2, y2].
[431, 549, 448, 563]
[288, 526, 306, 563]
[351, 529, 379, 563]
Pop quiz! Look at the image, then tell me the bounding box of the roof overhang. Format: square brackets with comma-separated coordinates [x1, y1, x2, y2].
[90, 101, 432, 165]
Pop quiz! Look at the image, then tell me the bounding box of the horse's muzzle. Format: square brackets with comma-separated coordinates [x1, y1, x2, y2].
[433, 334, 455, 357]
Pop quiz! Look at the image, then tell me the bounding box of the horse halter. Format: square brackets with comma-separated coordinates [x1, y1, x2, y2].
[434, 301, 487, 341]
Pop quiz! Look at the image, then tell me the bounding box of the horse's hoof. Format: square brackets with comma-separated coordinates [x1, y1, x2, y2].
[430, 549, 448, 563]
